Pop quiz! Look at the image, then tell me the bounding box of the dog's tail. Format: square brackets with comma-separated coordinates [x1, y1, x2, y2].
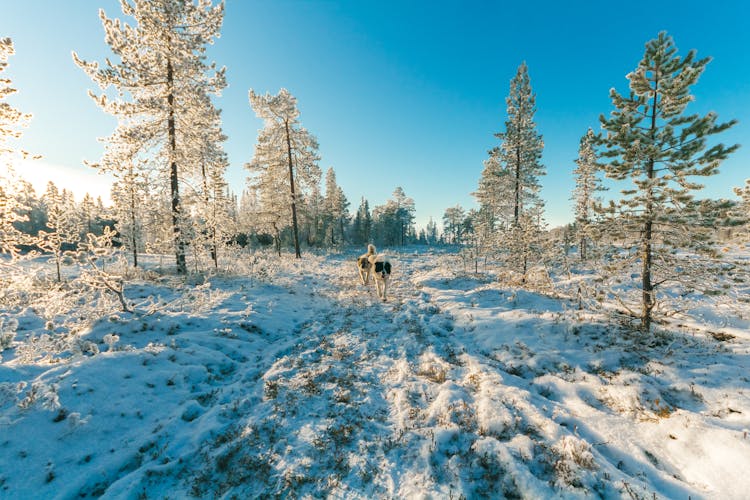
[367, 244, 376, 255]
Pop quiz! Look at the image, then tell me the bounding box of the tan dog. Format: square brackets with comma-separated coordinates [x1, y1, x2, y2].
[367, 253, 391, 301]
[357, 244, 376, 285]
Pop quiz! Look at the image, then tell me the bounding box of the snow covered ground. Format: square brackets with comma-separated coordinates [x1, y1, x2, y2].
[1, 248, 749, 498]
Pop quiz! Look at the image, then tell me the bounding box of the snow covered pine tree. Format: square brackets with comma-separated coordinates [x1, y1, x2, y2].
[597, 32, 738, 332]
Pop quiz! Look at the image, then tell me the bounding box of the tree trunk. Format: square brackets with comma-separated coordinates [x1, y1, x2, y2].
[285, 120, 301, 258]
[580, 236, 587, 262]
[642, 73, 659, 333]
[514, 147, 521, 227]
[130, 183, 138, 268]
[167, 59, 187, 274]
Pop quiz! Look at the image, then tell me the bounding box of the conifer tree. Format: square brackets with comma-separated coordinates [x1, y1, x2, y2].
[733, 180, 750, 242]
[442, 205, 466, 244]
[1, 39, 34, 258]
[38, 182, 80, 282]
[0, 38, 31, 158]
[392, 187, 415, 246]
[479, 62, 546, 279]
[572, 128, 606, 262]
[0, 181, 29, 258]
[323, 167, 349, 246]
[424, 217, 439, 245]
[495, 62, 545, 229]
[111, 160, 149, 267]
[598, 32, 738, 332]
[247, 88, 321, 258]
[351, 197, 372, 245]
[74, 0, 226, 274]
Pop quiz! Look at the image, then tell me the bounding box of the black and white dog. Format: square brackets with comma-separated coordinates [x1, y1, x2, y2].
[357, 244, 376, 285]
[368, 253, 392, 301]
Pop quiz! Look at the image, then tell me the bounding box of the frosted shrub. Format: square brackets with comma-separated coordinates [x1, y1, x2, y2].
[103, 333, 119, 352]
[551, 435, 596, 488]
[18, 381, 60, 411]
[0, 317, 18, 350]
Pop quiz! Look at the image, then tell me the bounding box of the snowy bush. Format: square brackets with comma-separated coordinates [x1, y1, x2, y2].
[103, 333, 119, 352]
[551, 435, 597, 488]
[0, 316, 18, 350]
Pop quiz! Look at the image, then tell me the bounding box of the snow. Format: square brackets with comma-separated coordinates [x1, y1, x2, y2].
[1, 248, 749, 498]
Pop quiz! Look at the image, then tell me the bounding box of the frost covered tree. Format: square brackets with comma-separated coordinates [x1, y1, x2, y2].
[351, 197, 372, 245]
[424, 217, 439, 245]
[323, 167, 349, 246]
[494, 62, 545, 229]
[74, 0, 227, 274]
[479, 63, 546, 279]
[732, 180, 750, 243]
[188, 97, 231, 269]
[572, 128, 605, 262]
[598, 32, 738, 332]
[1, 39, 34, 258]
[0, 38, 31, 159]
[392, 187, 415, 246]
[38, 182, 80, 281]
[0, 180, 29, 258]
[442, 205, 466, 245]
[247, 88, 321, 258]
[111, 160, 149, 267]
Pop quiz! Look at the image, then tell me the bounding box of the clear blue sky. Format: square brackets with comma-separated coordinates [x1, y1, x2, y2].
[2, 0, 748, 229]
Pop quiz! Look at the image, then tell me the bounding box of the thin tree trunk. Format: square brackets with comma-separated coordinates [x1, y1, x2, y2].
[130, 183, 138, 268]
[642, 74, 659, 333]
[167, 59, 187, 274]
[514, 147, 521, 227]
[285, 119, 301, 258]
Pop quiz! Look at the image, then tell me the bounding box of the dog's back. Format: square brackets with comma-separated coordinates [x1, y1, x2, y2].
[358, 244, 376, 270]
[373, 260, 391, 275]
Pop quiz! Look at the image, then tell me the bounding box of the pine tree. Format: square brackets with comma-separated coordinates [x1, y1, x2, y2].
[598, 32, 738, 332]
[351, 197, 372, 245]
[392, 187, 415, 246]
[323, 167, 349, 246]
[0, 38, 31, 158]
[111, 160, 149, 267]
[442, 205, 466, 244]
[0, 180, 29, 258]
[1, 39, 34, 259]
[247, 89, 321, 258]
[425, 217, 439, 245]
[572, 128, 606, 262]
[495, 62, 545, 229]
[38, 182, 80, 281]
[481, 62, 546, 279]
[74, 0, 226, 274]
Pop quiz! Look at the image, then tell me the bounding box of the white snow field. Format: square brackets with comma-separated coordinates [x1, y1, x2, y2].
[1, 248, 749, 499]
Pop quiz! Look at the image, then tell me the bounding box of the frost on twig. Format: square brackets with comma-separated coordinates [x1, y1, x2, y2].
[75, 227, 133, 313]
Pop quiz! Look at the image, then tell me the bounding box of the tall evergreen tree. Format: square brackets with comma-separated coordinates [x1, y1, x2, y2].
[111, 160, 149, 267]
[598, 32, 738, 332]
[0, 39, 33, 258]
[392, 187, 415, 246]
[351, 197, 372, 245]
[74, 0, 226, 274]
[38, 182, 80, 281]
[733, 180, 750, 242]
[0, 38, 31, 159]
[495, 62, 545, 229]
[323, 167, 349, 246]
[572, 128, 606, 262]
[442, 205, 466, 244]
[480, 62, 546, 279]
[247, 88, 321, 258]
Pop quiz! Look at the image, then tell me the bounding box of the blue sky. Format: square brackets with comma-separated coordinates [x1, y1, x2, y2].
[2, 0, 748, 229]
